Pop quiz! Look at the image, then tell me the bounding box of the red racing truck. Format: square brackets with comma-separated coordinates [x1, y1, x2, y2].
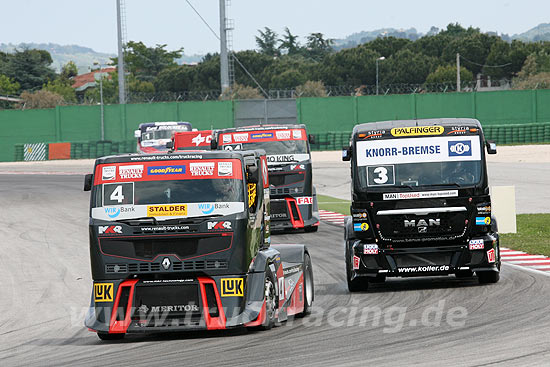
[134, 121, 192, 153]
[211, 125, 320, 233]
[83, 150, 314, 339]
[170, 130, 212, 151]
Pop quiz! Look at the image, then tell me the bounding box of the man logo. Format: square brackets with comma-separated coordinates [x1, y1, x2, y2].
[94, 283, 113, 302]
[221, 278, 244, 297]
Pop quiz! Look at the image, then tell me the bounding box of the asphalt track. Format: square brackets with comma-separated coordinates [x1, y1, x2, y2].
[1, 173, 550, 366]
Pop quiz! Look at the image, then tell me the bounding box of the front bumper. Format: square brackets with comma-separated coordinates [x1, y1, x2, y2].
[270, 196, 320, 231]
[349, 234, 500, 279]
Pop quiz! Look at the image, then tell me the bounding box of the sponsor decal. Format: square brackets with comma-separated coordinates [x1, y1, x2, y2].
[248, 183, 257, 207]
[356, 136, 481, 166]
[189, 162, 215, 176]
[251, 132, 274, 140]
[469, 239, 484, 250]
[292, 129, 302, 139]
[476, 216, 491, 226]
[140, 225, 190, 232]
[147, 204, 187, 217]
[296, 196, 313, 205]
[290, 164, 305, 170]
[353, 255, 360, 270]
[139, 304, 200, 314]
[119, 164, 144, 179]
[487, 248, 496, 263]
[233, 133, 249, 142]
[147, 165, 186, 175]
[222, 134, 232, 144]
[352, 212, 368, 219]
[448, 140, 472, 157]
[191, 133, 210, 146]
[267, 154, 295, 163]
[390, 126, 444, 137]
[221, 278, 244, 297]
[404, 218, 440, 228]
[276, 130, 291, 140]
[207, 221, 232, 230]
[104, 207, 121, 218]
[98, 225, 123, 234]
[363, 244, 379, 255]
[162, 257, 171, 269]
[94, 283, 113, 302]
[354, 222, 370, 231]
[217, 161, 233, 176]
[262, 159, 269, 187]
[198, 203, 215, 214]
[383, 190, 458, 200]
[102, 166, 116, 181]
[477, 205, 491, 215]
[398, 265, 450, 273]
[283, 264, 302, 277]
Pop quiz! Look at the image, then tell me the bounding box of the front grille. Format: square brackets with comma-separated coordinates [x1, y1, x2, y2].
[377, 212, 467, 243]
[269, 173, 304, 186]
[270, 200, 289, 220]
[106, 260, 228, 273]
[99, 234, 232, 261]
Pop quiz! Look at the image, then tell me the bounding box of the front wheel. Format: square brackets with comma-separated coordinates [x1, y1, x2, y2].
[345, 247, 368, 292]
[260, 270, 277, 330]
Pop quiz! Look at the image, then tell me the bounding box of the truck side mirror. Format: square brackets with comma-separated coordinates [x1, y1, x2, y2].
[134, 130, 140, 138]
[247, 165, 259, 184]
[342, 146, 352, 161]
[486, 140, 497, 155]
[308, 134, 316, 144]
[166, 141, 174, 150]
[84, 174, 93, 191]
[210, 137, 218, 150]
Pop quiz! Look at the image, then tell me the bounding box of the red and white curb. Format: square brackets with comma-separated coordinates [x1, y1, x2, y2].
[319, 209, 550, 275]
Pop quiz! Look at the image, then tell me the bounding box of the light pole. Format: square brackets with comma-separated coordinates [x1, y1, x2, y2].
[376, 56, 385, 95]
[93, 62, 105, 140]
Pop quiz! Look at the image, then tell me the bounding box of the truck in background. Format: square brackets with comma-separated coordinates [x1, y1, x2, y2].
[134, 121, 192, 153]
[211, 124, 320, 233]
[170, 130, 212, 151]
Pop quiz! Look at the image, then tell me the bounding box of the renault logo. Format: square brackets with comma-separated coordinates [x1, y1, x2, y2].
[162, 257, 171, 270]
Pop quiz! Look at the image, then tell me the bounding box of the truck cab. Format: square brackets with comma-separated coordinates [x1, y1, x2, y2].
[134, 121, 192, 153]
[83, 150, 313, 339]
[171, 130, 212, 151]
[212, 124, 320, 233]
[342, 118, 500, 291]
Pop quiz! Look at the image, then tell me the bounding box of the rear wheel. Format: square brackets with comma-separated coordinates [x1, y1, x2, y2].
[477, 271, 500, 284]
[298, 253, 314, 317]
[97, 332, 125, 341]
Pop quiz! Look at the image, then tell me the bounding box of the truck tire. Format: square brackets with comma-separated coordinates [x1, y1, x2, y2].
[97, 332, 125, 341]
[345, 242, 368, 292]
[298, 253, 314, 317]
[260, 269, 277, 330]
[477, 271, 500, 284]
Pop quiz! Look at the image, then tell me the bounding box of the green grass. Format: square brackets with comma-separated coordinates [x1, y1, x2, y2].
[317, 194, 550, 257]
[317, 194, 350, 215]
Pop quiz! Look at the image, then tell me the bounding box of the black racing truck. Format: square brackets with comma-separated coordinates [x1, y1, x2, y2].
[211, 125, 320, 233]
[83, 150, 313, 339]
[342, 118, 500, 291]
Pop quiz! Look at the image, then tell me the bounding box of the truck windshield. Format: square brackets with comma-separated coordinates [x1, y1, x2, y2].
[355, 135, 483, 188]
[141, 130, 174, 141]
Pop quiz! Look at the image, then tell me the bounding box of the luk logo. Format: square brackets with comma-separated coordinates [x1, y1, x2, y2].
[104, 207, 121, 218]
[207, 221, 232, 230]
[221, 278, 244, 297]
[98, 225, 122, 234]
[448, 141, 472, 156]
[94, 283, 113, 302]
[199, 203, 214, 214]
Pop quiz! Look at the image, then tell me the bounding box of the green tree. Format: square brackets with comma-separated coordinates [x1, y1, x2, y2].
[295, 80, 327, 97]
[279, 27, 300, 55]
[20, 89, 65, 109]
[113, 41, 183, 82]
[381, 49, 438, 85]
[61, 61, 78, 79]
[365, 37, 411, 58]
[425, 64, 473, 84]
[305, 33, 334, 61]
[0, 74, 20, 95]
[2, 49, 56, 90]
[256, 27, 280, 57]
[220, 83, 264, 100]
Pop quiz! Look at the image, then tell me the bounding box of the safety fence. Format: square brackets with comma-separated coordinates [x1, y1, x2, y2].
[15, 140, 136, 161]
[309, 122, 550, 151]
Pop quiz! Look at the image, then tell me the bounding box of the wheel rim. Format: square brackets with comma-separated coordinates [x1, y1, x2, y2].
[264, 278, 276, 322]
